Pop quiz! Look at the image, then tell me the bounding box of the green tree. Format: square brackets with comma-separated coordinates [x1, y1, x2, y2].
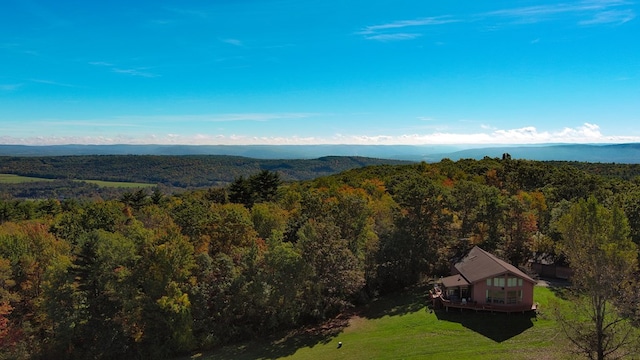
[501, 194, 538, 266]
[135, 226, 196, 358]
[555, 197, 639, 360]
[250, 170, 282, 203]
[297, 219, 364, 320]
[385, 175, 454, 284]
[228, 176, 254, 207]
[0, 257, 20, 355]
[64, 230, 139, 358]
[206, 203, 257, 255]
[251, 202, 289, 241]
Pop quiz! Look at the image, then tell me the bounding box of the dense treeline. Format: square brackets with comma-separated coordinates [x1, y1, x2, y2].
[0, 180, 135, 201]
[0, 155, 410, 189]
[1, 158, 639, 359]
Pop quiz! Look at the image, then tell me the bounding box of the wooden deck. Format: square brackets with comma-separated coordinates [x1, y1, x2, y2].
[431, 292, 537, 314]
[442, 301, 536, 314]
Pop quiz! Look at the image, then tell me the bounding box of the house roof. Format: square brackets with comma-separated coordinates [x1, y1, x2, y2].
[441, 274, 470, 288]
[454, 246, 536, 284]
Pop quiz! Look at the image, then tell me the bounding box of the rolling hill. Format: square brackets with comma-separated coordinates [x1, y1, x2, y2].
[1, 143, 639, 163]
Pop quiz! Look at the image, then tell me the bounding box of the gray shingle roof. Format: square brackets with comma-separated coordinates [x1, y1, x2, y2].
[454, 246, 536, 284]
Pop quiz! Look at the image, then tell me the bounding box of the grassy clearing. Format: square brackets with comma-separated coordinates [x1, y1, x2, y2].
[80, 179, 156, 188]
[0, 174, 55, 183]
[0, 173, 154, 188]
[189, 285, 572, 360]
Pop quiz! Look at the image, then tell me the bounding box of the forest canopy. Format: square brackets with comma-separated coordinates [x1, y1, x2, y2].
[1, 156, 640, 359]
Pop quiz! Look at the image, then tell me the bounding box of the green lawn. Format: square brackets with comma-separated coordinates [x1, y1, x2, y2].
[0, 174, 55, 183]
[80, 179, 156, 188]
[0, 173, 154, 188]
[188, 285, 572, 360]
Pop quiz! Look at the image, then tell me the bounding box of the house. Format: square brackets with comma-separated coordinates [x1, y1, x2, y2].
[437, 246, 536, 312]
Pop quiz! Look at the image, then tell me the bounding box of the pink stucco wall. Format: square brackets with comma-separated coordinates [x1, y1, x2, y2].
[469, 272, 534, 306]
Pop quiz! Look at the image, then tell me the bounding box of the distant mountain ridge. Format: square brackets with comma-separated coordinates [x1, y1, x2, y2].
[1, 143, 639, 163]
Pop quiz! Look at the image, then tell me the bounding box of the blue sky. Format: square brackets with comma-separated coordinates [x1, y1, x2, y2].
[1, 0, 639, 146]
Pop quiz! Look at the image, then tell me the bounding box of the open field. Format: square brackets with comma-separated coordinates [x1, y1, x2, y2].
[80, 179, 156, 188]
[187, 285, 572, 360]
[0, 173, 55, 183]
[0, 173, 154, 188]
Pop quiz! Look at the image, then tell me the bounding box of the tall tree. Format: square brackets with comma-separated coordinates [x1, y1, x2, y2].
[555, 197, 639, 360]
[297, 219, 364, 320]
[389, 175, 454, 279]
[250, 170, 282, 203]
[501, 194, 538, 266]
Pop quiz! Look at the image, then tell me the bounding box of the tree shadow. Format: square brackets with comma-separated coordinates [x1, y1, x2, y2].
[539, 277, 572, 301]
[434, 309, 536, 343]
[187, 285, 432, 360]
[359, 284, 430, 320]
[189, 314, 350, 360]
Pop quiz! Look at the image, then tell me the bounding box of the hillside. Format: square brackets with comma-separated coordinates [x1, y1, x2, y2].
[0, 155, 411, 187]
[190, 286, 569, 360]
[0, 155, 410, 199]
[2, 156, 639, 359]
[440, 143, 640, 163]
[2, 143, 640, 163]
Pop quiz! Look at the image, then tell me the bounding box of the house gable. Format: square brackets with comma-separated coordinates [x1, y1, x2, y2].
[436, 246, 536, 310]
[454, 246, 535, 285]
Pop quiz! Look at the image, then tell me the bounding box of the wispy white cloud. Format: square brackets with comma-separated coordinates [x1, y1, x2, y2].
[205, 113, 319, 122]
[358, 17, 459, 35]
[358, 16, 458, 41]
[112, 68, 160, 78]
[360, 0, 634, 42]
[30, 79, 81, 88]
[42, 120, 144, 128]
[89, 61, 160, 78]
[2, 122, 638, 146]
[163, 7, 209, 19]
[364, 33, 422, 41]
[88, 61, 113, 67]
[0, 83, 23, 91]
[221, 38, 244, 47]
[0, 43, 40, 56]
[485, 0, 635, 25]
[579, 9, 635, 24]
[105, 113, 318, 123]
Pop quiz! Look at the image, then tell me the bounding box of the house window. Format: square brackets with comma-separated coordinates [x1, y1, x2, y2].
[493, 277, 505, 287]
[486, 278, 492, 286]
[506, 290, 522, 304]
[486, 289, 505, 304]
[507, 277, 519, 287]
[518, 278, 523, 286]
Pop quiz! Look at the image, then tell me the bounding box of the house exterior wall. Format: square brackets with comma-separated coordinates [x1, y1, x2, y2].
[471, 282, 488, 304]
[521, 282, 534, 307]
[469, 272, 534, 307]
[531, 262, 573, 279]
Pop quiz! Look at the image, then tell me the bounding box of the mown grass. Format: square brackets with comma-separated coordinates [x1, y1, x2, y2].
[0, 173, 154, 188]
[80, 179, 156, 188]
[0, 174, 55, 183]
[187, 285, 572, 360]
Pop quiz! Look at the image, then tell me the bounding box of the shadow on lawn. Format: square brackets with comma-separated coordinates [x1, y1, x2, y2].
[191, 286, 431, 360]
[196, 313, 349, 360]
[359, 284, 430, 320]
[434, 309, 536, 342]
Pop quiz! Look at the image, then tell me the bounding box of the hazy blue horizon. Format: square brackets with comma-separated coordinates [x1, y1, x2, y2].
[1, 1, 638, 146]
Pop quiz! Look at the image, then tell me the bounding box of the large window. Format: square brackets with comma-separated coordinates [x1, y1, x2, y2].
[507, 290, 523, 304]
[486, 289, 505, 304]
[487, 275, 524, 305]
[507, 277, 522, 287]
